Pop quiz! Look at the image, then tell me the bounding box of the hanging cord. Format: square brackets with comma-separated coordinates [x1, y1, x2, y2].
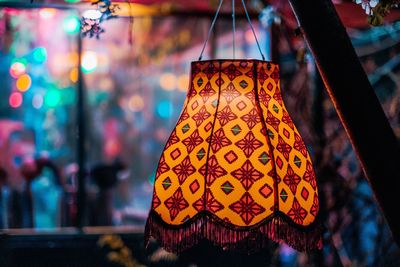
[232, 0, 236, 59]
[241, 0, 265, 60]
[199, 0, 224, 61]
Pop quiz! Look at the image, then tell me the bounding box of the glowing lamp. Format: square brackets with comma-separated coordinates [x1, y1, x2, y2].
[145, 60, 322, 253]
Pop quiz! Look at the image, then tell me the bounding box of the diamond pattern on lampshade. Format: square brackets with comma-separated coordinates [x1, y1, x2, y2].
[145, 60, 322, 254]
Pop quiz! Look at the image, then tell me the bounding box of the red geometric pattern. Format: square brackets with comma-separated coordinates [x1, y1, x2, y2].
[182, 130, 203, 153]
[283, 165, 301, 194]
[258, 67, 269, 85]
[221, 83, 240, 103]
[229, 192, 266, 225]
[234, 132, 263, 158]
[259, 88, 271, 106]
[265, 112, 280, 132]
[231, 160, 264, 190]
[192, 106, 211, 126]
[259, 184, 273, 199]
[164, 130, 180, 150]
[240, 108, 261, 129]
[209, 128, 232, 153]
[177, 107, 190, 125]
[223, 63, 243, 80]
[152, 191, 161, 209]
[310, 193, 319, 217]
[199, 155, 227, 186]
[203, 62, 219, 79]
[189, 180, 200, 194]
[149, 60, 319, 246]
[172, 156, 196, 185]
[224, 151, 238, 164]
[170, 148, 181, 160]
[304, 161, 317, 189]
[199, 82, 216, 103]
[287, 198, 308, 224]
[156, 155, 170, 177]
[217, 106, 238, 126]
[276, 137, 292, 160]
[294, 133, 308, 157]
[193, 189, 224, 213]
[282, 110, 294, 129]
[301, 187, 309, 200]
[164, 188, 189, 221]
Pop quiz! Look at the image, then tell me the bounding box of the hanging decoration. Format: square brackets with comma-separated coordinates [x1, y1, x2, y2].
[81, 0, 119, 38]
[145, 0, 322, 253]
[354, 0, 400, 26]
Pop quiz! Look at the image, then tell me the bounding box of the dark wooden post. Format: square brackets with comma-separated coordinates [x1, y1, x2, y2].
[76, 31, 86, 228]
[288, 0, 400, 245]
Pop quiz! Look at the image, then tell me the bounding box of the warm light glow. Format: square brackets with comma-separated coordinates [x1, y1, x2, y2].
[82, 9, 102, 20]
[40, 8, 57, 19]
[128, 95, 145, 112]
[63, 16, 80, 34]
[9, 92, 23, 108]
[32, 94, 44, 109]
[81, 51, 98, 73]
[160, 73, 176, 91]
[10, 62, 26, 78]
[16, 74, 32, 92]
[146, 60, 321, 253]
[245, 29, 257, 44]
[177, 74, 189, 92]
[69, 67, 78, 83]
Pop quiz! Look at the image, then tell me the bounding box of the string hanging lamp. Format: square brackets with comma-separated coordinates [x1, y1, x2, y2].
[145, 0, 322, 253]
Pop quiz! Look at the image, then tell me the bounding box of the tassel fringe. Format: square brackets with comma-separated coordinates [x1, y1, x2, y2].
[145, 210, 323, 254]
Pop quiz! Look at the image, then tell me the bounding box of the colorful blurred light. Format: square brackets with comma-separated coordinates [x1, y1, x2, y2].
[63, 16, 80, 34]
[128, 95, 145, 112]
[16, 74, 32, 92]
[45, 90, 61, 107]
[40, 8, 57, 19]
[33, 47, 47, 63]
[160, 73, 176, 91]
[69, 67, 78, 83]
[32, 94, 44, 109]
[156, 100, 173, 118]
[9, 92, 23, 108]
[10, 62, 26, 78]
[64, 0, 81, 3]
[245, 29, 257, 44]
[82, 9, 102, 20]
[177, 74, 189, 92]
[81, 51, 98, 73]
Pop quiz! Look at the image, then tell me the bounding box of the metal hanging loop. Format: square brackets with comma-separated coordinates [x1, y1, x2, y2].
[199, 0, 224, 61]
[198, 0, 265, 61]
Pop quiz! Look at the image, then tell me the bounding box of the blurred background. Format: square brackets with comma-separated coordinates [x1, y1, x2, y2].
[1, 0, 400, 266]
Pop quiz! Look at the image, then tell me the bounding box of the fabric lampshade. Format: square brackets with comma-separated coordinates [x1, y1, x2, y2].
[145, 59, 322, 253]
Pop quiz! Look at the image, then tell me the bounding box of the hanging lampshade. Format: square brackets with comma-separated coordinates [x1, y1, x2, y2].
[145, 59, 322, 253]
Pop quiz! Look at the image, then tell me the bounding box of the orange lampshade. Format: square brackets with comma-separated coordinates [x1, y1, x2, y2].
[145, 59, 322, 253]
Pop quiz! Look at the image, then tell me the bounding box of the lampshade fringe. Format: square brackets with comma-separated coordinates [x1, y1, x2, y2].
[145, 210, 323, 254]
